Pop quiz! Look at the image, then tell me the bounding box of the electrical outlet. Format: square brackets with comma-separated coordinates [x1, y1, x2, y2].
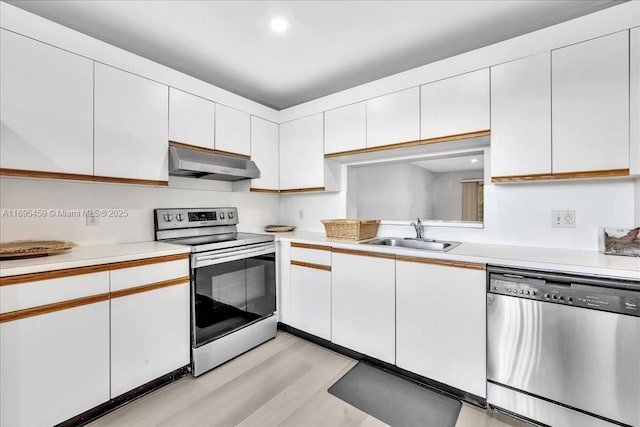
[86, 213, 99, 226]
[551, 210, 575, 228]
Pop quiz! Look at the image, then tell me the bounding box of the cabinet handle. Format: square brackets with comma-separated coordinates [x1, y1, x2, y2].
[331, 247, 396, 260]
[0, 293, 110, 323]
[396, 255, 485, 270]
[110, 276, 189, 299]
[291, 260, 331, 272]
[291, 242, 331, 251]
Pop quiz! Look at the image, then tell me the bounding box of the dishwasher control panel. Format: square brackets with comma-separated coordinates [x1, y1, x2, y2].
[489, 268, 639, 317]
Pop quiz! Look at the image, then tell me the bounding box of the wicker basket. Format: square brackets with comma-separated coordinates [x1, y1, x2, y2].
[321, 219, 380, 241]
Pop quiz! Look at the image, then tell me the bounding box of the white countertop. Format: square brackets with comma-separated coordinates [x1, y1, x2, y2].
[0, 241, 191, 277]
[272, 231, 640, 280]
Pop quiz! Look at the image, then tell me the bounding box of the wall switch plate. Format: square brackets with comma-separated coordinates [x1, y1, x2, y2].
[552, 210, 575, 228]
[86, 213, 99, 226]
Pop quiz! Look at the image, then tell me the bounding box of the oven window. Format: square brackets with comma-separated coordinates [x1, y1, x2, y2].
[193, 252, 275, 347]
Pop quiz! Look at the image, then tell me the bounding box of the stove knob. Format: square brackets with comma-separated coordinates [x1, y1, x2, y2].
[220, 212, 225, 219]
[531, 291, 536, 296]
[228, 211, 234, 219]
[176, 213, 184, 222]
[519, 290, 524, 294]
[559, 296, 564, 301]
[163, 213, 173, 222]
[552, 295, 557, 300]
[545, 294, 550, 299]
[568, 297, 573, 303]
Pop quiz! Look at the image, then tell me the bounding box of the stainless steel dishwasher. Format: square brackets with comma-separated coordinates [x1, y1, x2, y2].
[487, 266, 640, 427]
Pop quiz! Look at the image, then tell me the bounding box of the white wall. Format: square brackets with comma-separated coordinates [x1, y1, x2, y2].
[0, 177, 279, 246]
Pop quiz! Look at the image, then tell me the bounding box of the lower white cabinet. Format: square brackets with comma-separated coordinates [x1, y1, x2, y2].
[110, 259, 190, 398]
[396, 259, 486, 397]
[331, 250, 395, 364]
[289, 244, 332, 340]
[0, 272, 110, 427]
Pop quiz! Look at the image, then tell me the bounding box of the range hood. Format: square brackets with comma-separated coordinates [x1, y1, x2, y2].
[169, 146, 260, 181]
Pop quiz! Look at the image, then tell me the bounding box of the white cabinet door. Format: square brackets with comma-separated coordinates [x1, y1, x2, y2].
[0, 29, 94, 175]
[367, 87, 420, 148]
[0, 272, 110, 427]
[552, 31, 629, 174]
[279, 113, 324, 190]
[290, 264, 332, 340]
[491, 53, 551, 178]
[94, 63, 169, 182]
[324, 102, 367, 155]
[110, 260, 190, 398]
[421, 69, 490, 139]
[215, 103, 251, 156]
[250, 116, 279, 190]
[331, 251, 395, 364]
[169, 88, 215, 150]
[631, 27, 640, 175]
[396, 260, 486, 397]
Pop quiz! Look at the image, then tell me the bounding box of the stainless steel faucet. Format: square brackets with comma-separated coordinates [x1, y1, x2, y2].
[410, 217, 423, 239]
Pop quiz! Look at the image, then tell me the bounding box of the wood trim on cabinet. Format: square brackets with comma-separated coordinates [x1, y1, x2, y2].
[331, 247, 396, 260]
[0, 292, 110, 323]
[550, 168, 630, 180]
[324, 130, 491, 158]
[279, 187, 325, 193]
[0, 168, 95, 182]
[110, 276, 189, 299]
[169, 140, 250, 159]
[250, 188, 280, 193]
[92, 175, 169, 186]
[396, 255, 486, 270]
[491, 173, 554, 183]
[291, 242, 332, 251]
[0, 168, 168, 186]
[108, 253, 189, 271]
[0, 253, 189, 286]
[290, 260, 331, 272]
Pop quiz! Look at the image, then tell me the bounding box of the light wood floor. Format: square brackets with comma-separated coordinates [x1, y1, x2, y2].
[89, 332, 532, 427]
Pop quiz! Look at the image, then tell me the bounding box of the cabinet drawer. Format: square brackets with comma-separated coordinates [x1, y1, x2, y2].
[1, 271, 109, 314]
[110, 259, 189, 292]
[291, 244, 332, 266]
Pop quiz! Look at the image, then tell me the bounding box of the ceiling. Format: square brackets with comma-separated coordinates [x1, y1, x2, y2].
[413, 154, 484, 174]
[7, 0, 623, 110]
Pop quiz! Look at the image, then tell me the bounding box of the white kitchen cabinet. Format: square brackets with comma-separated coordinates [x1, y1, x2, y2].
[552, 30, 629, 174]
[0, 29, 94, 176]
[421, 69, 490, 140]
[0, 272, 110, 426]
[169, 88, 215, 150]
[396, 259, 486, 397]
[279, 113, 325, 190]
[631, 27, 640, 175]
[289, 244, 332, 340]
[491, 53, 551, 178]
[215, 103, 251, 156]
[366, 87, 420, 149]
[110, 259, 190, 398]
[250, 116, 279, 190]
[94, 63, 169, 183]
[324, 102, 367, 155]
[331, 250, 395, 364]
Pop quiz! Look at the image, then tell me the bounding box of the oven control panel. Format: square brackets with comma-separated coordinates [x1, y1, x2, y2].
[155, 208, 238, 230]
[489, 270, 640, 317]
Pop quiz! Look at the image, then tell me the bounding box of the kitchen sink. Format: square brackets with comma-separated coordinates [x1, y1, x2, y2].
[364, 237, 461, 252]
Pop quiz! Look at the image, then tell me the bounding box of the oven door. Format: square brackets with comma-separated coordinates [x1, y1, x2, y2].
[192, 242, 276, 347]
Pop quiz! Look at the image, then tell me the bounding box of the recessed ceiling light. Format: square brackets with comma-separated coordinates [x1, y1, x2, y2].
[270, 17, 288, 34]
[470, 158, 478, 163]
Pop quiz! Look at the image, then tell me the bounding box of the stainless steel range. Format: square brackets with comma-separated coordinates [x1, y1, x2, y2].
[155, 208, 276, 377]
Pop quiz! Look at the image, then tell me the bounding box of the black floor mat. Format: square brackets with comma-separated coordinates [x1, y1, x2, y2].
[328, 362, 462, 427]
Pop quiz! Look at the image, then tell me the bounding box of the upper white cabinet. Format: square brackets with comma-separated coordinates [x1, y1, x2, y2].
[631, 27, 640, 175]
[94, 63, 169, 183]
[215, 104, 251, 156]
[491, 53, 551, 178]
[279, 113, 325, 190]
[552, 31, 629, 174]
[250, 116, 279, 190]
[366, 87, 420, 149]
[331, 250, 395, 364]
[420, 69, 490, 140]
[396, 259, 486, 398]
[169, 88, 215, 150]
[0, 29, 94, 176]
[324, 102, 367, 155]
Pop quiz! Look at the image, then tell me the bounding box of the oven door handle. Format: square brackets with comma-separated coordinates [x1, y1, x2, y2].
[193, 243, 275, 268]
